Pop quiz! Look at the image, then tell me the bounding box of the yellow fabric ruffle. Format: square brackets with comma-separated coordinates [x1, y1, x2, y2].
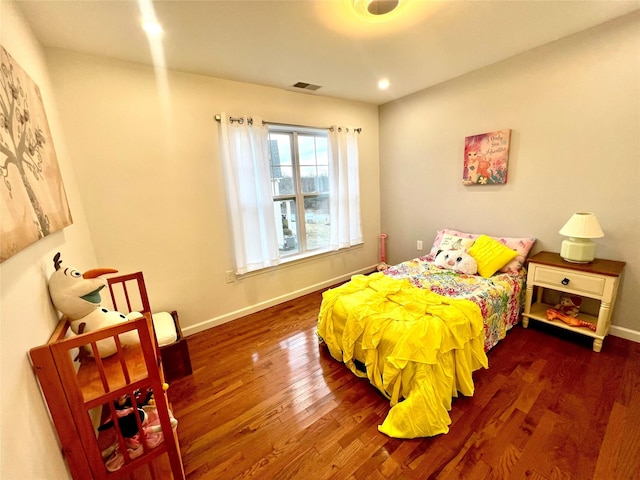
[317, 272, 488, 439]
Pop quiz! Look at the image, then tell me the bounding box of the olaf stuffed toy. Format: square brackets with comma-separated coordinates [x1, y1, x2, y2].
[434, 248, 478, 275]
[48, 253, 139, 357]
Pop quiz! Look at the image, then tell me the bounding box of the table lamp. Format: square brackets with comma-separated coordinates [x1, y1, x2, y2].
[559, 212, 604, 263]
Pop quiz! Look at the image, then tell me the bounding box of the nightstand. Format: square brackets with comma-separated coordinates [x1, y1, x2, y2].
[522, 251, 625, 352]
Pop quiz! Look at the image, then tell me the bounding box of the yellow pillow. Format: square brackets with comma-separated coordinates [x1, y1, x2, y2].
[468, 234, 518, 278]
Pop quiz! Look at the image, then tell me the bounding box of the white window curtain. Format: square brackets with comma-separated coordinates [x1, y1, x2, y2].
[328, 126, 363, 251]
[218, 114, 280, 274]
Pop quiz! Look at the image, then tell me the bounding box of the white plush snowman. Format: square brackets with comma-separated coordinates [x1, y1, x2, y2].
[48, 253, 139, 357]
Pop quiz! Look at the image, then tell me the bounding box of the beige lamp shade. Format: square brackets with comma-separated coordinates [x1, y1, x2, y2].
[559, 213, 604, 263]
[559, 212, 604, 238]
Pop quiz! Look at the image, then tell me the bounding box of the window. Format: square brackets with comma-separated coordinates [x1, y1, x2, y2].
[217, 113, 362, 275]
[269, 128, 330, 256]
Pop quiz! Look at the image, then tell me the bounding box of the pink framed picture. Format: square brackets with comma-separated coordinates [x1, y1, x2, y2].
[463, 129, 511, 185]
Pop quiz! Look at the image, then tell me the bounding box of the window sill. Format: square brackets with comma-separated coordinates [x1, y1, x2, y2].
[280, 247, 331, 264]
[236, 243, 364, 280]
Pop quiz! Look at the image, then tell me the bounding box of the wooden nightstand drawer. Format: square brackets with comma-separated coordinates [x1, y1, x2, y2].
[533, 266, 605, 296]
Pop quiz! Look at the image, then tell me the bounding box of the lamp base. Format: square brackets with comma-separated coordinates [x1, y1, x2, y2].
[563, 258, 591, 264]
[560, 237, 596, 263]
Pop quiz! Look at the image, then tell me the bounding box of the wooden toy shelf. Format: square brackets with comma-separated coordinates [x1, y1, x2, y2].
[30, 314, 185, 479]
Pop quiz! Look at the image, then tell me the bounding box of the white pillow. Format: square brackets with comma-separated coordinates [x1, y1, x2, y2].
[152, 312, 178, 347]
[126, 311, 177, 347]
[437, 233, 475, 252]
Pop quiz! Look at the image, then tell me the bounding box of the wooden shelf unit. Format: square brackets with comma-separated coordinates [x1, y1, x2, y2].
[30, 314, 185, 479]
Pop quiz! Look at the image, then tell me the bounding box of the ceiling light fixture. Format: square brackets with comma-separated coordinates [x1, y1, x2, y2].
[350, 0, 407, 22]
[367, 0, 399, 15]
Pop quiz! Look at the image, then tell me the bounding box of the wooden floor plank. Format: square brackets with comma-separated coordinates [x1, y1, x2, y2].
[167, 288, 640, 479]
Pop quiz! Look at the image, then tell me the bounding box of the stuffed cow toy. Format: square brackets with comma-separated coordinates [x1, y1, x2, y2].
[48, 253, 139, 357]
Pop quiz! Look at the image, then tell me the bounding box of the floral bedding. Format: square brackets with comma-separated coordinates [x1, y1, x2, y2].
[382, 256, 526, 352]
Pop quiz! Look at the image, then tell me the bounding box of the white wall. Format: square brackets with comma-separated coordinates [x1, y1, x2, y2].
[0, 2, 97, 478]
[43, 49, 381, 335]
[1, 5, 379, 477]
[379, 12, 640, 335]
[2, 3, 638, 478]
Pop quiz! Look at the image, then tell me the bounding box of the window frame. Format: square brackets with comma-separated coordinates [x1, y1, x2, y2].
[268, 124, 330, 260]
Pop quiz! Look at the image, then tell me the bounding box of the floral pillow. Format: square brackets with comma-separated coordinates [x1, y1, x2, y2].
[427, 228, 536, 274]
[436, 233, 476, 252]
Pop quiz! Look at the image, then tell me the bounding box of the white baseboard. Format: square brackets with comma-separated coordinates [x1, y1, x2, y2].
[182, 264, 377, 337]
[609, 325, 640, 344]
[183, 269, 640, 345]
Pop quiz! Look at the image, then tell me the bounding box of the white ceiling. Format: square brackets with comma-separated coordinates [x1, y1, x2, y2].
[15, 0, 640, 105]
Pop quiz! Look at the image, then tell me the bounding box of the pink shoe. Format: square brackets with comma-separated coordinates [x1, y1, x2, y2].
[144, 431, 164, 449]
[104, 436, 144, 472]
[127, 435, 144, 459]
[105, 449, 124, 472]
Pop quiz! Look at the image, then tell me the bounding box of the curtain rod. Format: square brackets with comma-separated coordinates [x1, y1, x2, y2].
[214, 114, 361, 133]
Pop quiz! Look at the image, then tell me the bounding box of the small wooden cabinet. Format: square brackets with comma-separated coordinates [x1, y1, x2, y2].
[522, 251, 625, 352]
[30, 314, 185, 479]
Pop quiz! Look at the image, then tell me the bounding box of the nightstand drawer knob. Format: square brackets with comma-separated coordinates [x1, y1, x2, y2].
[561, 277, 570, 285]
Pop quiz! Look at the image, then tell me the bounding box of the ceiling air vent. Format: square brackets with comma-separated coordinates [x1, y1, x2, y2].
[292, 82, 322, 91]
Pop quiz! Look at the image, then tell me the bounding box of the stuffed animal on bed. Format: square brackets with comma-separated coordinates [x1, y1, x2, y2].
[48, 252, 139, 358]
[434, 248, 478, 275]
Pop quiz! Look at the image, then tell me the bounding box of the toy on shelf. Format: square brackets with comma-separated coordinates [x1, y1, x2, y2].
[48, 252, 139, 357]
[554, 293, 582, 317]
[545, 293, 596, 331]
[99, 386, 178, 472]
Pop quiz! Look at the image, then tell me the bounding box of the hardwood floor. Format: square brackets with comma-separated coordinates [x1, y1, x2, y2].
[168, 289, 640, 480]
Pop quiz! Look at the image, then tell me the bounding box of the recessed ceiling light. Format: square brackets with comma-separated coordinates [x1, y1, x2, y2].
[142, 21, 163, 36]
[378, 79, 390, 90]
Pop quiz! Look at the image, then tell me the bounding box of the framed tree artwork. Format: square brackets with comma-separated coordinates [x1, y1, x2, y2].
[1, 46, 72, 263]
[463, 129, 511, 185]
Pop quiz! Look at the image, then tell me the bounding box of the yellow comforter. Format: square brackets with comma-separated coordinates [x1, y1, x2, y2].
[317, 273, 488, 438]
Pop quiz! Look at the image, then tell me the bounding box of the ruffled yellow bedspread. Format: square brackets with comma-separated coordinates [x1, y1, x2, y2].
[317, 273, 488, 438]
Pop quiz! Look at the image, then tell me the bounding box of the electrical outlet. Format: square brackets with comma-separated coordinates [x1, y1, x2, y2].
[225, 270, 235, 283]
[417, 240, 423, 250]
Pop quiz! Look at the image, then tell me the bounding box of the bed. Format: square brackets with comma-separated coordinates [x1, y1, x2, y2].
[317, 229, 535, 439]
